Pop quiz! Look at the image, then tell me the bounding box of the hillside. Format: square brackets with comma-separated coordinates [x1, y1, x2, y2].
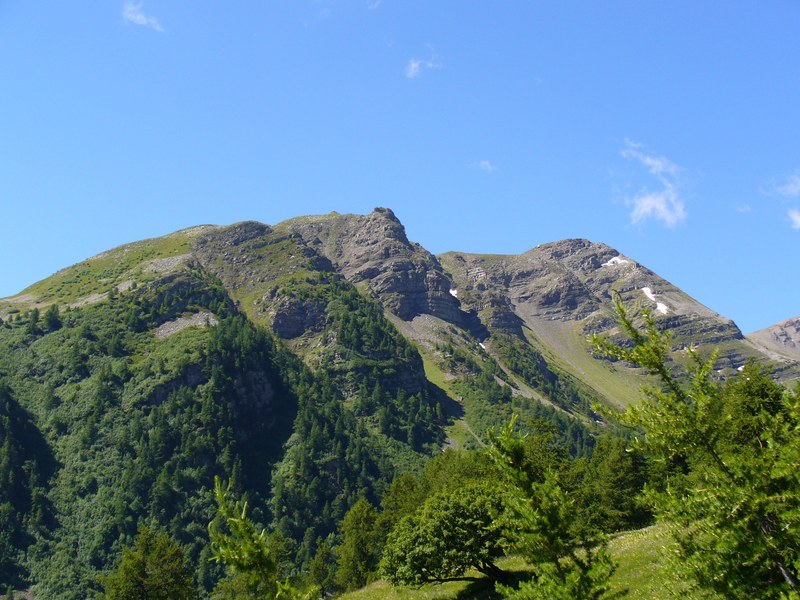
[0, 208, 798, 598]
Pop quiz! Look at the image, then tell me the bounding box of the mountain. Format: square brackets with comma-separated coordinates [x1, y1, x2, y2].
[747, 317, 800, 363]
[0, 208, 798, 598]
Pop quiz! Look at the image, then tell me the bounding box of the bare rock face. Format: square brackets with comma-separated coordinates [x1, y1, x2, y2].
[279, 208, 463, 323]
[181, 213, 796, 383]
[441, 238, 743, 348]
[270, 297, 327, 339]
[191, 221, 337, 338]
[747, 317, 800, 362]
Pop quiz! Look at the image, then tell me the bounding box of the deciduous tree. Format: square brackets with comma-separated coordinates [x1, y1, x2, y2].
[380, 483, 507, 586]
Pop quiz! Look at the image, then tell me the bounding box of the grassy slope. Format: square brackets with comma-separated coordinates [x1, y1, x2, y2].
[521, 320, 646, 410]
[0, 227, 210, 311]
[341, 524, 719, 600]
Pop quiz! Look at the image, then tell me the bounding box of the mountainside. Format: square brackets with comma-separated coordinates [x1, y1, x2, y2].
[747, 317, 800, 363]
[0, 208, 798, 598]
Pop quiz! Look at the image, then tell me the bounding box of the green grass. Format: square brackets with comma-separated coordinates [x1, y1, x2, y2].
[606, 525, 678, 598]
[444, 418, 483, 450]
[421, 353, 454, 396]
[520, 322, 646, 410]
[606, 524, 721, 599]
[10, 229, 201, 306]
[341, 525, 716, 600]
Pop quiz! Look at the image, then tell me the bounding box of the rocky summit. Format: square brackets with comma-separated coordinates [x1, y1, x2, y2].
[747, 317, 800, 363]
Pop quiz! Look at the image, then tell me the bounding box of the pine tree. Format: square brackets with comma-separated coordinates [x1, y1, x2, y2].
[42, 304, 61, 332]
[593, 294, 800, 598]
[335, 498, 379, 591]
[487, 417, 619, 600]
[208, 477, 277, 599]
[98, 526, 196, 600]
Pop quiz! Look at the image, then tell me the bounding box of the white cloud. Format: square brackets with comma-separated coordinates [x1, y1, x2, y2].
[621, 140, 686, 227]
[473, 160, 497, 173]
[367, 0, 383, 9]
[123, 2, 164, 32]
[405, 50, 440, 79]
[736, 204, 752, 213]
[777, 174, 800, 198]
[789, 209, 800, 230]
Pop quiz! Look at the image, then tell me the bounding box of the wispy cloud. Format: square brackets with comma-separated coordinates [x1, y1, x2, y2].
[736, 204, 752, 213]
[621, 140, 686, 227]
[473, 160, 497, 173]
[762, 171, 800, 229]
[776, 173, 800, 198]
[123, 2, 164, 32]
[405, 49, 440, 79]
[367, 0, 383, 9]
[789, 209, 800, 230]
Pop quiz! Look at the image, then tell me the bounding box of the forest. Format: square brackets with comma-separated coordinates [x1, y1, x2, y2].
[0, 271, 798, 599]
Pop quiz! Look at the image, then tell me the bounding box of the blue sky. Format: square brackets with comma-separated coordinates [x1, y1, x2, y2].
[1, 2, 798, 333]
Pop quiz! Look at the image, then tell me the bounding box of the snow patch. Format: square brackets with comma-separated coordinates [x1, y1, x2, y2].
[449, 289, 458, 298]
[479, 342, 486, 350]
[641, 287, 669, 315]
[737, 365, 745, 372]
[601, 256, 629, 267]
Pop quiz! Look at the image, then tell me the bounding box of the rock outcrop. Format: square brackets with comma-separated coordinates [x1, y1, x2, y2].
[747, 317, 800, 362]
[278, 208, 463, 323]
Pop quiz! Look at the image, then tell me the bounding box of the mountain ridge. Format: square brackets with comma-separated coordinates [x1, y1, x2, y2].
[2, 208, 798, 391]
[1, 207, 799, 597]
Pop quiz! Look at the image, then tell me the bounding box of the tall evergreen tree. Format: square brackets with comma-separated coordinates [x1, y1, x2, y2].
[487, 417, 619, 599]
[335, 498, 379, 591]
[98, 526, 196, 600]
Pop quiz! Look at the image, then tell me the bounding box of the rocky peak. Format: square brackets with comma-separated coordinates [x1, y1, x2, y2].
[747, 317, 800, 362]
[278, 209, 462, 323]
[441, 238, 745, 355]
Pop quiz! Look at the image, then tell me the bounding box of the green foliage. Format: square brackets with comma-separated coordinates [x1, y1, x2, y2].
[208, 477, 277, 598]
[450, 357, 595, 457]
[372, 449, 501, 551]
[336, 498, 380, 591]
[42, 304, 61, 332]
[322, 284, 445, 450]
[0, 380, 53, 587]
[0, 275, 296, 597]
[308, 536, 336, 594]
[380, 483, 508, 586]
[488, 417, 620, 599]
[492, 333, 596, 415]
[98, 526, 197, 600]
[593, 295, 800, 598]
[580, 435, 650, 533]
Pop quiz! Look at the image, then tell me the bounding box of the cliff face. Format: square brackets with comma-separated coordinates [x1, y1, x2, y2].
[277, 208, 463, 323]
[440, 238, 743, 344]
